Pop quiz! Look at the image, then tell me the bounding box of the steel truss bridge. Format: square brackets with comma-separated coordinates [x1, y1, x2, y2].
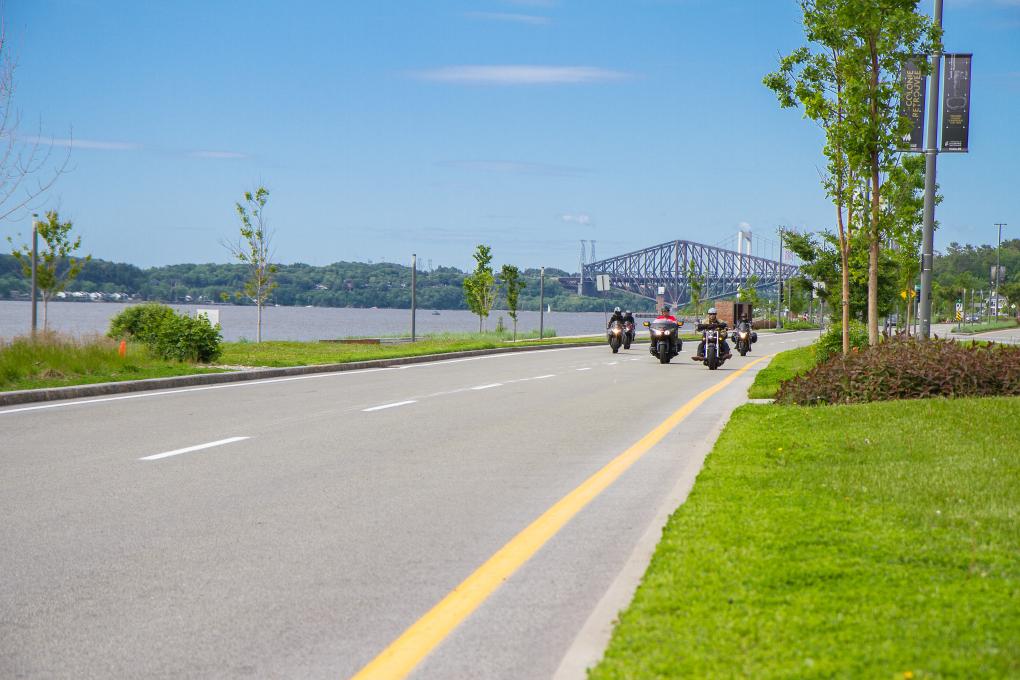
[566, 239, 800, 306]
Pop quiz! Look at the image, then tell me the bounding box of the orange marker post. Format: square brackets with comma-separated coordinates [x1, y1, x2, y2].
[118, 340, 127, 358]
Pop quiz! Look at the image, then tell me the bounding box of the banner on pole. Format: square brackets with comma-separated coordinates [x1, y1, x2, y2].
[899, 57, 926, 151]
[941, 53, 972, 152]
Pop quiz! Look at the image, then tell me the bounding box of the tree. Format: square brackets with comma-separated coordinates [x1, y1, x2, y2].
[463, 244, 497, 332]
[224, 187, 276, 342]
[687, 259, 706, 318]
[737, 274, 763, 315]
[8, 211, 90, 330]
[500, 263, 526, 341]
[764, 0, 937, 351]
[0, 29, 69, 222]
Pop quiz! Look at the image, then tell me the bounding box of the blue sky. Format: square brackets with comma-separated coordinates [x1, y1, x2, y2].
[3, 0, 1018, 271]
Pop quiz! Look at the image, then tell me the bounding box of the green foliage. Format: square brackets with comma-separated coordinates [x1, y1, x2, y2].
[7, 211, 91, 326]
[106, 302, 221, 363]
[778, 336, 1020, 405]
[149, 313, 223, 363]
[687, 259, 705, 316]
[107, 302, 177, 343]
[225, 186, 276, 342]
[499, 263, 526, 340]
[816, 318, 869, 363]
[462, 244, 497, 331]
[747, 345, 817, 399]
[0, 333, 223, 391]
[592, 396, 1020, 678]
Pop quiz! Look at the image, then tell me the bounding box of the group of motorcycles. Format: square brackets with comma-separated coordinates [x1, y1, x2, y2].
[606, 311, 757, 370]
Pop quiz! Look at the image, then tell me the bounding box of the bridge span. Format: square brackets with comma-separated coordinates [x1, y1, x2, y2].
[561, 238, 800, 307]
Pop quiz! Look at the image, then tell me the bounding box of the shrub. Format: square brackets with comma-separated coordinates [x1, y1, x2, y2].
[108, 303, 176, 343]
[815, 319, 869, 363]
[776, 336, 1020, 405]
[150, 313, 223, 362]
[107, 303, 221, 363]
[781, 320, 819, 330]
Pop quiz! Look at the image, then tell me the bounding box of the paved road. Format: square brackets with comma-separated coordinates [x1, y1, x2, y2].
[1, 331, 817, 679]
[931, 322, 1020, 344]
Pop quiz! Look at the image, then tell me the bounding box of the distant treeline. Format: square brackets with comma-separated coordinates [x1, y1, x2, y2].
[0, 255, 656, 313]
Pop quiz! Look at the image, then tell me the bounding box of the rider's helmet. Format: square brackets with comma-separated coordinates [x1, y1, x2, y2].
[707, 307, 718, 322]
[614, 306, 621, 313]
[624, 310, 631, 316]
[741, 313, 749, 322]
[662, 305, 671, 314]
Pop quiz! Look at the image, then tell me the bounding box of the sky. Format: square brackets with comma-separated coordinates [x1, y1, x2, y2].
[2, 0, 1018, 272]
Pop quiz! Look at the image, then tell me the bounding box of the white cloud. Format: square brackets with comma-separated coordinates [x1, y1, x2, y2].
[415, 65, 633, 85]
[739, 221, 751, 229]
[438, 159, 588, 177]
[464, 11, 551, 25]
[561, 213, 592, 225]
[22, 136, 139, 151]
[188, 150, 247, 159]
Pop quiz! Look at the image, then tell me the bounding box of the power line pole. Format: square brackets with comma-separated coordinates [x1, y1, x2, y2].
[994, 223, 1006, 320]
[919, 0, 944, 338]
[777, 228, 784, 330]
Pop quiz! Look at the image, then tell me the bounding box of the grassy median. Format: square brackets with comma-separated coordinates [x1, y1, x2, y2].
[747, 344, 817, 399]
[590, 396, 1020, 679]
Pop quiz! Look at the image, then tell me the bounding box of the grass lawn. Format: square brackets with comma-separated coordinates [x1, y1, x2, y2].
[952, 320, 1019, 335]
[748, 344, 817, 399]
[590, 397, 1020, 679]
[215, 334, 604, 367]
[0, 335, 224, 391]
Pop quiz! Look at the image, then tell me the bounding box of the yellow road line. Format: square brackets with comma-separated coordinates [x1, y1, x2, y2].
[351, 354, 773, 680]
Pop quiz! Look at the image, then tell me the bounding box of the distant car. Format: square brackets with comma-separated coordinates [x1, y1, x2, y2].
[965, 314, 980, 323]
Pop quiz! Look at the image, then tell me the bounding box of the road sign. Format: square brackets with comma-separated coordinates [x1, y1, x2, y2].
[955, 302, 964, 314]
[596, 274, 611, 292]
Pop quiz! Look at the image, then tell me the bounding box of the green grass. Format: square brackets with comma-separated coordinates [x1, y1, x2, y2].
[0, 334, 224, 391]
[748, 344, 817, 399]
[952, 319, 1019, 335]
[591, 397, 1020, 679]
[218, 333, 604, 368]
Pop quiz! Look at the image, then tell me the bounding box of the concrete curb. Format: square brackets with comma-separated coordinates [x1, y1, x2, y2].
[0, 341, 601, 407]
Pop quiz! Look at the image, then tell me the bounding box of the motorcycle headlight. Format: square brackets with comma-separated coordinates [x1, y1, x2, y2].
[740, 332, 748, 338]
[663, 330, 671, 335]
[612, 328, 621, 334]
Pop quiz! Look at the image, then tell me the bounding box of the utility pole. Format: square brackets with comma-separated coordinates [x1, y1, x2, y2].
[919, 0, 944, 338]
[994, 223, 1006, 320]
[539, 266, 545, 339]
[30, 213, 38, 338]
[777, 228, 784, 330]
[411, 253, 417, 341]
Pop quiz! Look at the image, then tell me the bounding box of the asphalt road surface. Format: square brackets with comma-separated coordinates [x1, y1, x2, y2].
[1, 331, 817, 679]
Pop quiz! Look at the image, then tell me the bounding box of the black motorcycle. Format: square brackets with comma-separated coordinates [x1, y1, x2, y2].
[700, 326, 726, 370]
[731, 326, 756, 356]
[623, 320, 635, 350]
[607, 320, 624, 353]
[644, 319, 683, 364]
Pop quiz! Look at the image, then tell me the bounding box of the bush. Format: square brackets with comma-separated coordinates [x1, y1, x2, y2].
[781, 320, 819, 330]
[107, 303, 176, 343]
[776, 336, 1020, 405]
[107, 303, 221, 363]
[815, 319, 869, 363]
[150, 314, 222, 362]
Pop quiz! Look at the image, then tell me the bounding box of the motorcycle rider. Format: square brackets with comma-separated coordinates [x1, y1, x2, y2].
[622, 309, 636, 325]
[694, 307, 731, 360]
[657, 304, 677, 322]
[608, 306, 624, 328]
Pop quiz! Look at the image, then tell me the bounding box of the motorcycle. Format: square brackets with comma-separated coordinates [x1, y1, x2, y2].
[700, 326, 726, 370]
[731, 326, 756, 356]
[623, 320, 635, 350]
[644, 319, 683, 364]
[607, 319, 624, 353]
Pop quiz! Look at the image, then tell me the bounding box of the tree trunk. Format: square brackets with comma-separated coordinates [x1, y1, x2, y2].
[257, 300, 262, 343]
[513, 318, 517, 342]
[43, 294, 49, 331]
[478, 315, 482, 333]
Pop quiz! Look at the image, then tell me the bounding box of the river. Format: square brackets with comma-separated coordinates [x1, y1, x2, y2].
[0, 301, 611, 342]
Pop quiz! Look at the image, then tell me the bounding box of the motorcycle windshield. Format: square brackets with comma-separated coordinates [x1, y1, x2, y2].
[649, 320, 678, 331]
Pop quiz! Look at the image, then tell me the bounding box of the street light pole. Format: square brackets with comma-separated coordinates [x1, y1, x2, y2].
[30, 213, 38, 338]
[539, 267, 545, 340]
[919, 0, 944, 338]
[776, 228, 784, 330]
[411, 253, 417, 342]
[994, 223, 1006, 321]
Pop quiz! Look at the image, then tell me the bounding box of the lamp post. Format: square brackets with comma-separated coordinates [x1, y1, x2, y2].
[539, 266, 545, 339]
[410, 253, 417, 342]
[30, 213, 38, 338]
[919, 0, 944, 338]
[994, 223, 1006, 321]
